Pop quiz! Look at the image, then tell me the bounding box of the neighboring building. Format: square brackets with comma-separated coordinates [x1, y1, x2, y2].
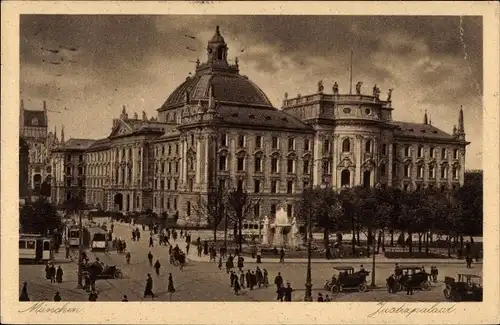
[19, 100, 59, 196]
[19, 137, 30, 199]
[48, 26, 470, 225]
[283, 85, 469, 192]
[51, 138, 96, 204]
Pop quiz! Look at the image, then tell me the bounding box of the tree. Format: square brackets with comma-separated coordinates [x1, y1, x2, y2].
[61, 197, 86, 215]
[193, 185, 227, 242]
[20, 197, 61, 235]
[297, 187, 344, 252]
[226, 188, 261, 251]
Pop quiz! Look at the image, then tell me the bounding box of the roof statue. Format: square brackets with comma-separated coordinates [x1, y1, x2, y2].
[142, 111, 148, 121]
[355, 81, 363, 95]
[333, 82, 339, 95]
[387, 88, 393, 101]
[284, 92, 288, 100]
[133, 112, 138, 119]
[372, 84, 381, 99]
[317, 80, 324, 93]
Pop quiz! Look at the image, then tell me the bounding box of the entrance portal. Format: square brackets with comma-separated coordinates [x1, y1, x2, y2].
[341, 169, 350, 187]
[33, 174, 42, 192]
[363, 170, 371, 187]
[114, 193, 123, 211]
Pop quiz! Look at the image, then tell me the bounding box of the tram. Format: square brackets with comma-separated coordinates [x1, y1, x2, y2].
[241, 220, 262, 238]
[66, 225, 81, 247]
[89, 227, 108, 251]
[19, 234, 53, 263]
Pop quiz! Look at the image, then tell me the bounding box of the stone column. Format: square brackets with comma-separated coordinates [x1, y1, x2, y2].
[313, 134, 321, 186]
[182, 138, 188, 184]
[203, 134, 210, 187]
[459, 151, 465, 186]
[195, 135, 202, 186]
[332, 135, 339, 189]
[355, 135, 362, 185]
[387, 140, 393, 185]
[230, 136, 236, 187]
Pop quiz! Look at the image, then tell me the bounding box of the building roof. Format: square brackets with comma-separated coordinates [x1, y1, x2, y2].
[23, 110, 47, 127]
[58, 138, 96, 150]
[392, 121, 456, 141]
[216, 105, 313, 131]
[160, 73, 274, 110]
[86, 138, 111, 151]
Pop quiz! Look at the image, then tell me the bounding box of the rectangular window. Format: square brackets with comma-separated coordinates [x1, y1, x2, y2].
[254, 157, 262, 172]
[287, 204, 293, 219]
[452, 167, 458, 179]
[188, 179, 193, 192]
[323, 140, 330, 154]
[237, 179, 244, 191]
[176, 144, 179, 154]
[453, 149, 459, 159]
[418, 146, 424, 158]
[303, 160, 310, 174]
[255, 136, 262, 148]
[272, 137, 278, 149]
[271, 180, 278, 193]
[429, 166, 435, 178]
[404, 146, 411, 157]
[441, 167, 448, 179]
[160, 180, 165, 190]
[441, 148, 447, 159]
[271, 158, 278, 173]
[167, 179, 171, 190]
[175, 161, 179, 173]
[380, 164, 386, 176]
[287, 159, 294, 173]
[304, 139, 310, 151]
[254, 180, 261, 193]
[270, 204, 277, 218]
[253, 204, 260, 218]
[219, 156, 227, 171]
[174, 179, 178, 190]
[322, 160, 331, 174]
[287, 181, 293, 194]
[237, 157, 245, 171]
[288, 138, 295, 151]
[404, 165, 410, 177]
[417, 166, 423, 178]
[19, 241, 26, 249]
[219, 179, 226, 189]
[382, 144, 387, 155]
[220, 133, 228, 147]
[187, 201, 191, 216]
[430, 147, 435, 158]
[238, 135, 245, 147]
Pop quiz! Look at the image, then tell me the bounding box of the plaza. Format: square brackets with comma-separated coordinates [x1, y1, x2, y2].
[20, 218, 481, 302]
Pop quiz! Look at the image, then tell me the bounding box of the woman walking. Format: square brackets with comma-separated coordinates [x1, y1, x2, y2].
[167, 273, 176, 300]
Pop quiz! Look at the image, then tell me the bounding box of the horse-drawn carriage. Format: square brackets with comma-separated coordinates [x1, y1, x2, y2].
[443, 274, 482, 301]
[387, 265, 431, 292]
[324, 266, 370, 293]
[82, 261, 123, 279]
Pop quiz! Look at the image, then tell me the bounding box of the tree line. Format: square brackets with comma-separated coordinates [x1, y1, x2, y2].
[296, 175, 482, 257]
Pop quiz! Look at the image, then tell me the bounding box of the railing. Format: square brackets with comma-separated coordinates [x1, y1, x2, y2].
[284, 94, 388, 107]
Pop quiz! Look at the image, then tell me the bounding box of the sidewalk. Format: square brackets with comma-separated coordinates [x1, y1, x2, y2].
[185, 248, 481, 265]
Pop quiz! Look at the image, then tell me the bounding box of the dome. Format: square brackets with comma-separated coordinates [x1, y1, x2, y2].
[160, 73, 274, 109]
[209, 25, 225, 43]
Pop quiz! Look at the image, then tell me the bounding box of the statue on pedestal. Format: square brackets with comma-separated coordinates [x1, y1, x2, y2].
[387, 88, 394, 101]
[262, 216, 269, 245]
[332, 82, 339, 95]
[317, 80, 324, 93]
[355, 81, 363, 95]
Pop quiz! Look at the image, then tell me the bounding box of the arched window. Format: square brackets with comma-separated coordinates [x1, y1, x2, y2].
[365, 140, 372, 153]
[342, 138, 350, 152]
[341, 169, 350, 187]
[418, 145, 424, 158]
[380, 163, 386, 176]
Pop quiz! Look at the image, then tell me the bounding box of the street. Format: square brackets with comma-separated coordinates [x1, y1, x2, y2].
[19, 219, 482, 302]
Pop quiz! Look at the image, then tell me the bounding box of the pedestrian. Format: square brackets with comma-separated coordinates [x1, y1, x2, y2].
[56, 266, 63, 283]
[148, 252, 153, 267]
[433, 266, 439, 282]
[234, 277, 241, 295]
[387, 274, 395, 293]
[186, 243, 190, 255]
[167, 273, 176, 299]
[283, 282, 293, 302]
[218, 257, 223, 270]
[324, 294, 331, 302]
[274, 272, 283, 291]
[256, 249, 262, 264]
[276, 285, 284, 301]
[149, 236, 154, 248]
[19, 282, 30, 301]
[230, 271, 235, 287]
[263, 269, 269, 287]
[279, 248, 285, 264]
[466, 256, 472, 268]
[250, 271, 257, 290]
[317, 293, 324, 302]
[256, 267, 263, 288]
[360, 265, 365, 273]
[154, 259, 161, 276]
[237, 255, 244, 271]
[122, 295, 129, 302]
[197, 244, 203, 257]
[226, 255, 234, 273]
[65, 245, 70, 259]
[246, 270, 252, 290]
[53, 291, 62, 302]
[49, 264, 56, 283]
[144, 273, 155, 298]
[126, 252, 131, 265]
[88, 290, 99, 301]
[203, 241, 209, 255]
[406, 280, 414, 295]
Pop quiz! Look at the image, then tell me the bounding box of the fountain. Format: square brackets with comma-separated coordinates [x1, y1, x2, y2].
[260, 207, 302, 249]
[262, 215, 270, 245]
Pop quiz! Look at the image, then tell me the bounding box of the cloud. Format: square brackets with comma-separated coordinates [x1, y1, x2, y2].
[19, 15, 483, 169]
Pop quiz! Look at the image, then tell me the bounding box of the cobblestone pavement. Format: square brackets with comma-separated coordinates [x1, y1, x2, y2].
[19, 220, 482, 302]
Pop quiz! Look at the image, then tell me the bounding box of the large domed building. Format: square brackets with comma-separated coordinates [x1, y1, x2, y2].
[50, 26, 469, 226]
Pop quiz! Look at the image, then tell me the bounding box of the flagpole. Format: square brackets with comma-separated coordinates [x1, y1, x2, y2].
[349, 49, 353, 95]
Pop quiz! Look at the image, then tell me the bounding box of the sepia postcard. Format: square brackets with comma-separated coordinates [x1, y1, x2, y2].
[1, 1, 499, 324]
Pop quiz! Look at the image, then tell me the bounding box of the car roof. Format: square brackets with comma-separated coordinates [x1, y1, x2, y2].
[458, 274, 481, 278]
[333, 266, 354, 270]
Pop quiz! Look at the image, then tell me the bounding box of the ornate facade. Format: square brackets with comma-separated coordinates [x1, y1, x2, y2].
[20, 100, 59, 196]
[49, 26, 469, 225]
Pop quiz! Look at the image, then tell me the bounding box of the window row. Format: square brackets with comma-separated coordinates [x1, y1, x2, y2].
[153, 195, 178, 211]
[218, 156, 311, 174]
[155, 178, 179, 191]
[155, 161, 180, 174]
[397, 164, 459, 179]
[155, 143, 180, 157]
[87, 151, 110, 162]
[219, 134, 312, 152]
[396, 144, 460, 160]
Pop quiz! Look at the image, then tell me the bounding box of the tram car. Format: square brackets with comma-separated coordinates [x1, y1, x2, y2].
[19, 234, 53, 263]
[241, 221, 262, 238]
[66, 225, 81, 247]
[89, 227, 108, 251]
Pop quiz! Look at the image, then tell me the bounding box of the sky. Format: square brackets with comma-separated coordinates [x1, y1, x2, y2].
[19, 15, 483, 169]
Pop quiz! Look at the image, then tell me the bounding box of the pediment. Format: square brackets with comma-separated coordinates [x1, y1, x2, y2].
[109, 119, 134, 138]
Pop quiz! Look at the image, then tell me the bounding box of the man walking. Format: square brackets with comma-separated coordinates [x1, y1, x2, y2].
[148, 252, 154, 267]
[144, 273, 155, 298]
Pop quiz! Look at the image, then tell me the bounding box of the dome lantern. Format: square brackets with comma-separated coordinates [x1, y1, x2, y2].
[207, 25, 228, 64]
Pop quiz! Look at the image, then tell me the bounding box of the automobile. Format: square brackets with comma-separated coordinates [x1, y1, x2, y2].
[443, 274, 482, 302]
[83, 261, 123, 279]
[392, 265, 431, 291]
[324, 266, 370, 293]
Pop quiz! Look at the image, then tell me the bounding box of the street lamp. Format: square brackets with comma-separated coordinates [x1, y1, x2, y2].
[76, 211, 83, 289]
